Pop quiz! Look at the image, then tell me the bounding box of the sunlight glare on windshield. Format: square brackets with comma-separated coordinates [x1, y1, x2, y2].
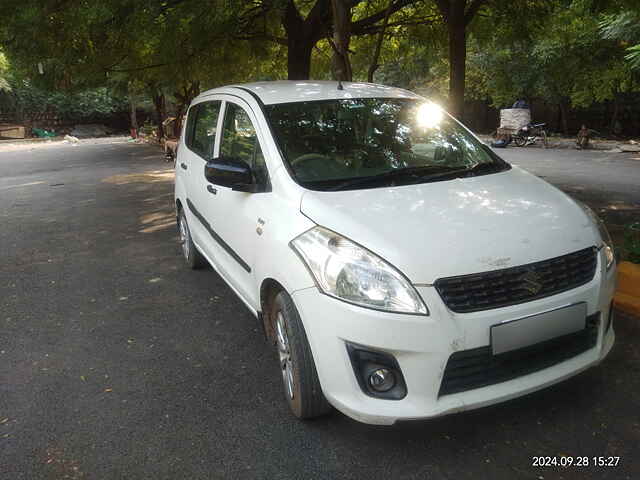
[416, 102, 443, 129]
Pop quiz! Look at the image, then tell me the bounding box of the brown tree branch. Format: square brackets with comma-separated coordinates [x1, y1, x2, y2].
[368, 0, 394, 82]
[106, 63, 169, 73]
[351, 0, 420, 34]
[353, 16, 437, 35]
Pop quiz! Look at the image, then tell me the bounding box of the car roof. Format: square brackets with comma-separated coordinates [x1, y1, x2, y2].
[196, 80, 422, 105]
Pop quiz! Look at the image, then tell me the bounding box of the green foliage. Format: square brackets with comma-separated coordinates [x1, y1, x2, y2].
[626, 44, 640, 71]
[5, 78, 128, 122]
[600, 10, 640, 70]
[0, 52, 11, 92]
[1, 0, 640, 129]
[600, 10, 640, 41]
[467, 41, 539, 105]
[467, 0, 640, 109]
[624, 222, 640, 264]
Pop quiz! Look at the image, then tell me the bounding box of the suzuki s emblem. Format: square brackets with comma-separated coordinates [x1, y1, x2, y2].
[521, 270, 543, 295]
[256, 217, 265, 236]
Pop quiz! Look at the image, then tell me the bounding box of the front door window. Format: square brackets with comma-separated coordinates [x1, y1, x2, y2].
[220, 103, 268, 187]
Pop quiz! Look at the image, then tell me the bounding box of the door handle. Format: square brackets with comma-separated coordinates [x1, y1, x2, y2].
[180, 162, 188, 170]
[207, 185, 217, 195]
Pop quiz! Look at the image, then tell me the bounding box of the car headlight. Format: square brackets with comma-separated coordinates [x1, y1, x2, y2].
[579, 202, 615, 270]
[291, 226, 428, 315]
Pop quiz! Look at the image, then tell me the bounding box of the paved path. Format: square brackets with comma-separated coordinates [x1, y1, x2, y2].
[0, 142, 638, 479]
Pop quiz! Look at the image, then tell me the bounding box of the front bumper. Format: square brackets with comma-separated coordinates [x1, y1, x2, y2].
[291, 255, 616, 425]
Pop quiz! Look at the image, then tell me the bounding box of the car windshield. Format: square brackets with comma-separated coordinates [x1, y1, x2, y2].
[264, 98, 509, 191]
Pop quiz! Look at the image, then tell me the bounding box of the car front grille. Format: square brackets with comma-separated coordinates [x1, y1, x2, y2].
[434, 247, 597, 313]
[438, 313, 600, 396]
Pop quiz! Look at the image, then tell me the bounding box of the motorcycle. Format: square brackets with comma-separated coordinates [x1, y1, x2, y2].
[512, 122, 548, 148]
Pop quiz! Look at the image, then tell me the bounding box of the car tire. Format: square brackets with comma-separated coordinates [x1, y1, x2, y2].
[178, 208, 207, 269]
[271, 290, 331, 420]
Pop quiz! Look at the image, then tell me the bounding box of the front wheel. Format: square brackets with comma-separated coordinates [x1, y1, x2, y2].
[540, 130, 548, 148]
[178, 208, 207, 269]
[271, 291, 331, 420]
[513, 135, 526, 147]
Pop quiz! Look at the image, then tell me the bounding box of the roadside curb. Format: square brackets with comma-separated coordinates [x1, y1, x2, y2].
[614, 261, 640, 317]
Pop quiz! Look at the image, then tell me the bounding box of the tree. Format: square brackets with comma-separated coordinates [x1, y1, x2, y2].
[433, 0, 489, 118]
[367, 0, 395, 82]
[466, 0, 640, 134]
[281, 0, 333, 79]
[237, 0, 429, 80]
[331, 0, 354, 81]
[3, 0, 638, 139]
[0, 0, 264, 136]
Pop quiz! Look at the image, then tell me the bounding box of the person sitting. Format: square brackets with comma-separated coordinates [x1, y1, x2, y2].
[576, 125, 596, 150]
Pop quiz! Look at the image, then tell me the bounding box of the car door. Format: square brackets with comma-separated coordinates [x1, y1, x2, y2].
[181, 100, 223, 252]
[198, 98, 273, 309]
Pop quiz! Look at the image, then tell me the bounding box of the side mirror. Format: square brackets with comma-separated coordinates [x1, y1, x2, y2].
[204, 156, 256, 192]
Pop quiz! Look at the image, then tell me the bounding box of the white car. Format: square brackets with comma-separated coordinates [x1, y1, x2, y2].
[174, 81, 616, 425]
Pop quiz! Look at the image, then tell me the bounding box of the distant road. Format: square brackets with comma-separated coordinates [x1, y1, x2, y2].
[497, 147, 640, 242]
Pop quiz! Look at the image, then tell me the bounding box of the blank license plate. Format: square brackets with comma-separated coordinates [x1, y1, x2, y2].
[491, 303, 587, 355]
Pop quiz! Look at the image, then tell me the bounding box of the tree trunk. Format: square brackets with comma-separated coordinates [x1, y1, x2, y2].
[448, 18, 466, 119]
[287, 37, 314, 80]
[558, 101, 569, 136]
[435, 0, 489, 119]
[282, 0, 332, 80]
[331, 0, 353, 82]
[174, 81, 200, 117]
[367, 0, 394, 83]
[129, 94, 138, 137]
[151, 91, 167, 140]
[174, 80, 200, 134]
[610, 93, 620, 135]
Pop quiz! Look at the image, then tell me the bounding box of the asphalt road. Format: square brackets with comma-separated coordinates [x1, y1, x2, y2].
[499, 148, 640, 245]
[1, 141, 638, 480]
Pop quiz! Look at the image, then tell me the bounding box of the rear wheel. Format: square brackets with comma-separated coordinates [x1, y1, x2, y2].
[271, 291, 331, 420]
[178, 208, 207, 269]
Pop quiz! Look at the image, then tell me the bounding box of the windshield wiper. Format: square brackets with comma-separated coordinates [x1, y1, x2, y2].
[327, 165, 463, 191]
[464, 161, 505, 174]
[404, 162, 506, 184]
[326, 162, 506, 192]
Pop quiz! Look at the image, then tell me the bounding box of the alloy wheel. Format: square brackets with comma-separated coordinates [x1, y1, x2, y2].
[276, 311, 294, 400]
[179, 216, 190, 260]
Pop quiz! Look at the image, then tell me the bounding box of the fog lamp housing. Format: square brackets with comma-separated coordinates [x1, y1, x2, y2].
[347, 344, 407, 400]
[369, 368, 396, 392]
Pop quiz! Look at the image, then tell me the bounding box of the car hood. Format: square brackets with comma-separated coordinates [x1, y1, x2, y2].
[299, 167, 599, 284]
